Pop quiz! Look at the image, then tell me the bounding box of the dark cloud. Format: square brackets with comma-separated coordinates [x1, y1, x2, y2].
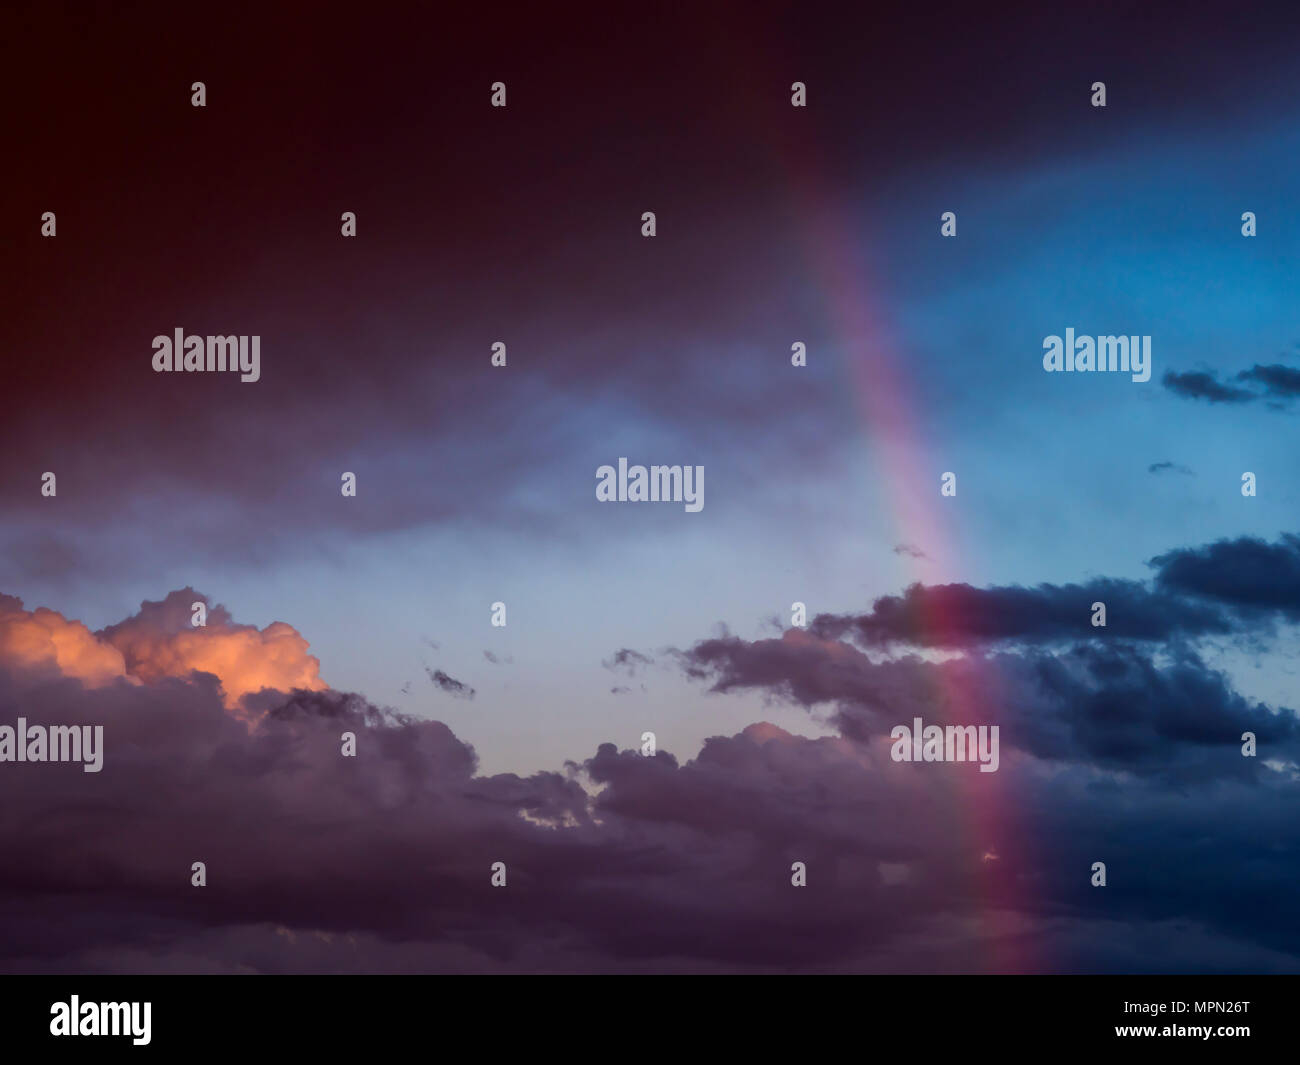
[1161, 370, 1256, 404]
[805, 578, 1232, 648]
[425, 668, 475, 699]
[1236, 363, 1300, 398]
[1151, 533, 1300, 616]
[8, 2, 1300, 590]
[892, 543, 929, 559]
[1162, 362, 1300, 408]
[1147, 461, 1194, 476]
[676, 630, 1299, 781]
[791, 535, 1300, 652]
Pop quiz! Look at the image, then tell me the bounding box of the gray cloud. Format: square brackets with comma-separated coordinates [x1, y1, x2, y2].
[602, 648, 653, 675]
[425, 668, 475, 699]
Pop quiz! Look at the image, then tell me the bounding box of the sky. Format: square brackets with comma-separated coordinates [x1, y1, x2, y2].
[2, 0, 1300, 973]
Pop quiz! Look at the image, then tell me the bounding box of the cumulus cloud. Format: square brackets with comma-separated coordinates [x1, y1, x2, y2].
[0, 588, 326, 716]
[0, 596, 129, 688]
[1, 653, 1294, 973]
[99, 589, 327, 715]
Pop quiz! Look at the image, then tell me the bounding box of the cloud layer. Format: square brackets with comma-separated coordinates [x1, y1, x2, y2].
[2, 537, 1298, 973]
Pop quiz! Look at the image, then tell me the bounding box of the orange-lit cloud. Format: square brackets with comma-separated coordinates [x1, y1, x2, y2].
[0, 603, 129, 687]
[0, 589, 327, 713]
